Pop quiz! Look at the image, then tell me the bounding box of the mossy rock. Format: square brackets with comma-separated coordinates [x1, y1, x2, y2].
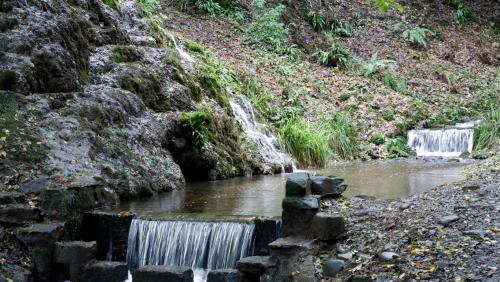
[118, 71, 170, 112]
[113, 45, 141, 63]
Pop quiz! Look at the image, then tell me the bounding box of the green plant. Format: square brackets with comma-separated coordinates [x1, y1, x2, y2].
[402, 27, 435, 48]
[176, 0, 189, 12]
[180, 110, 211, 149]
[371, 0, 403, 13]
[104, 0, 119, 9]
[358, 54, 396, 77]
[321, 112, 360, 159]
[454, 3, 475, 25]
[277, 117, 329, 168]
[334, 22, 354, 37]
[386, 137, 414, 158]
[314, 35, 352, 68]
[381, 73, 406, 93]
[196, 0, 221, 16]
[186, 40, 206, 54]
[243, 5, 288, 54]
[57, 191, 82, 238]
[112, 45, 139, 63]
[384, 108, 395, 121]
[371, 134, 385, 145]
[308, 11, 327, 31]
[474, 107, 499, 152]
[424, 103, 462, 127]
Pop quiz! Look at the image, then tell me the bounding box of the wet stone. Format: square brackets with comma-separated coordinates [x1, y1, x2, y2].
[463, 230, 489, 238]
[310, 212, 346, 241]
[323, 259, 345, 277]
[379, 252, 399, 262]
[285, 172, 310, 197]
[398, 202, 411, 210]
[207, 269, 240, 282]
[236, 256, 275, 275]
[310, 176, 347, 197]
[336, 244, 350, 254]
[20, 177, 48, 194]
[337, 252, 354, 261]
[438, 214, 460, 226]
[383, 243, 398, 252]
[132, 265, 194, 282]
[77, 261, 128, 282]
[54, 241, 97, 264]
[0, 205, 41, 225]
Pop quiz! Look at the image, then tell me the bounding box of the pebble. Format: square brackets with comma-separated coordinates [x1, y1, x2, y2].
[463, 230, 488, 238]
[353, 210, 369, 216]
[438, 214, 460, 226]
[337, 252, 354, 261]
[379, 252, 399, 261]
[323, 259, 345, 277]
[383, 243, 398, 251]
[399, 202, 411, 210]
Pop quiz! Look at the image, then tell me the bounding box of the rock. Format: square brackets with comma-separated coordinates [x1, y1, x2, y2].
[292, 255, 316, 282]
[353, 209, 369, 216]
[310, 212, 346, 241]
[236, 256, 275, 275]
[310, 176, 347, 197]
[462, 185, 480, 192]
[398, 202, 411, 210]
[323, 259, 345, 277]
[0, 192, 26, 205]
[15, 223, 65, 281]
[77, 261, 128, 282]
[379, 252, 399, 262]
[55, 241, 97, 281]
[463, 230, 489, 238]
[269, 237, 315, 257]
[207, 269, 240, 282]
[383, 243, 398, 252]
[281, 197, 319, 236]
[20, 177, 48, 194]
[336, 244, 350, 254]
[285, 172, 310, 197]
[0, 204, 41, 225]
[337, 252, 354, 261]
[132, 265, 194, 282]
[438, 214, 460, 226]
[253, 218, 282, 256]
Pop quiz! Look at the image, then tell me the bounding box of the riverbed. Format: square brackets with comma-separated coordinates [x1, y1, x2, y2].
[115, 159, 471, 217]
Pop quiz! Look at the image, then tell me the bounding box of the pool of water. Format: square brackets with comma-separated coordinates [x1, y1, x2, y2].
[115, 159, 470, 217]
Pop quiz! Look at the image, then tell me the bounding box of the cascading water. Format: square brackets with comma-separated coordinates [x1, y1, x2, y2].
[407, 122, 477, 157]
[127, 219, 255, 280]
[230, 95, 291, 171]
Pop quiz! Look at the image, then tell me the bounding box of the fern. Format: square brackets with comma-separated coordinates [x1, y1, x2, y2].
[358, 54, 396, 77]
[334, 22, 354, 37]
[314, 35, 352, 68]
[372, 0, 403, 13]
[454, 3, 475, 25]
[402, 27, 435, 48]
[308, 11, 327, 31]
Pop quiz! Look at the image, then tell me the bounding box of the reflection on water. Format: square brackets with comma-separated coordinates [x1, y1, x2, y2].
[116, 160, 469, 217]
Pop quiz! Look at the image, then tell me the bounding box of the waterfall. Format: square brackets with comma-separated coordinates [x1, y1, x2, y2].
[167, 33, 194, 63]
[126, 219, 255, 270]
[407, 122, 476, 157]
[230, 95, 291, 171]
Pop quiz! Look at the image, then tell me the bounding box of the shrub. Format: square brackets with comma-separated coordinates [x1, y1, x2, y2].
[371, 134, 385, 145]
[386, 137, 415, 158]
[314, 35, 353, 68]
[243, 5, 288, 54]
[454, 3, 475, 25]
[321, 112, 360, 159]
[402, 27, 434, 48]
[474, 107, 499, 152]
[277, 117, 329, 168]
[196, 0, 221, 16]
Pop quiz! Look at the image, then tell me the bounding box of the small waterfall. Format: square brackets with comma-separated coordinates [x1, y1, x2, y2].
[126, 219, 255, 270]
[407, 122, 475, 157]
[167, 33, 194, 63]
[230, 95, 291, 171]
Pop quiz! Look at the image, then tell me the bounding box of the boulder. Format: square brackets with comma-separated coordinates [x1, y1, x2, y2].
[285, 172, 310, 197]
[281, 197, 319, 237]
[291, 255, 315, 282]
[310, 176, 347, 197]
[310, 212, 346, 241]
[20, 177, 48, 194]
[54, 241, 97, 281]
[236, 256, 275, 276]
[207, 269, 240, 282]
[323, 259, 344, 277]
[379, 252, 399, 262]
[77, 261, 128, 282]
[132, 265, 193, 282]
[0, 204, 41, 225]
[15, 223, 65, 281]
[0, 192, 26, 205]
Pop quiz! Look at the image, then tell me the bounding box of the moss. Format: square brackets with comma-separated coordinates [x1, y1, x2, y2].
[113, 45, 140, 63]
[119, 71, 170, 112]
[164, 48, 182, 68]
[200, 66, 230, 108]
[186, 40, 205, 54]
[104, 0, 119, 9]
[0, 70, 17, 91]
[173, 68, 203, 102]
[180, 111, 210, 148]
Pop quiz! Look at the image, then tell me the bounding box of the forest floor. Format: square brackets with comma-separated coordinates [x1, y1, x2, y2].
[320, 154, 500, 281]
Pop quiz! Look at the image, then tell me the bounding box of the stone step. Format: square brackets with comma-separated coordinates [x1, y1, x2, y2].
[0, 204, 41, 225]
[0, 192, 26, 205]
[236, 256, 276, 277]
[268, 236, 315, 257]
[55, 241, 97, 281]
[77, 261, 128, 282]
[132, 265, 194, 282]
[207, 269, 240, 282]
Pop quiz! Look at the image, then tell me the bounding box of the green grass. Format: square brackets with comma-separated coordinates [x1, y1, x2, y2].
[243, 4, 288, 54]
[104, 0, 119, 9]
[277, 117, 329, 168]
[320, 113, 360, 159]
[180, 110, 210, 149]
[371, 134, 385, 145]
[474, 107, 499, 152]
[386, 137, 415, 158]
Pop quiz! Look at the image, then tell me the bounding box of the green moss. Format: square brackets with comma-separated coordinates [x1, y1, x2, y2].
[113, 45, 140, 63]
[119, 71, 168, 112]
[104, 0, 119, 9]
[339, 93, 352, 102]
[164, 48, 182, 68]
[370, 134, 385, 145]
[0, 70, 17, 91]
[200, 65, 229, 108]
[186, 40, 206, 54]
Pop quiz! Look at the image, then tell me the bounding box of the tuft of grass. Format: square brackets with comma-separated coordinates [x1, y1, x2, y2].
[243, 4, 288, 54]
[371, 134, 385, 145]
[320, 112, 360, 159]
[186, 40, 206, 54]
[180, 110, 211, 149]
[474, 107, 500, 152]
[308, 11, 327, 31]
[277, 117, 329, 168]
[104, 0, 119, 9]
[314, 33, 353, 68]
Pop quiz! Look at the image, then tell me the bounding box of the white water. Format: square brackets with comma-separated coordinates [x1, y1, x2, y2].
[230, 95, 291, 171]
[126, 219, 255, 278]
[167, 33, 194, 63]
[407, 122, 476, 157]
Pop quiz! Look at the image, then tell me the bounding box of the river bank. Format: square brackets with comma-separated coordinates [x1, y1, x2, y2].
[319, 170, 499, 280]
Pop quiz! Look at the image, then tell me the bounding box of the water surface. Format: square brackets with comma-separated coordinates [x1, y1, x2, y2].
[116, 159, 470, 217]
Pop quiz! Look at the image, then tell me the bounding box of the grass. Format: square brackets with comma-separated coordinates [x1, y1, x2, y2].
[473, 107, 499, 152]
[386, 137, 415, 158]
[320, 113, 360, 159]
[180, 110, 210, 149]
[371, 134, 385, 145]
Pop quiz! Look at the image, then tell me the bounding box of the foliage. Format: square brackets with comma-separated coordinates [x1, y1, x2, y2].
[136, 0, 168, 47]
[402, 27, 434, 48]
[320, 112, 360, 159]
[454, 3, 475, 25]
[308, 11, 327, 31]
[371, 0, 403, 13]
[424, 103, 462, 128]
[57, 191, 82, 238]
[196, 0, 221, 16]
[406, 98, 429, 125]
[186, 40, 206, 54]
[474, 107, 499, 152]
[112, 45, 139, 63]
[371, 134, 385, 145]
[334, 22, 354, 37]
[180, 110, 211, 149]
[314, 34, 353, 68]
[386, 137, 415, 158]
[384, 108, 395, 121]
[104, 0, 119, 9]
[358, 54, 396, 77]
[243, 5, 288, 54]
[277, 116, 329, 168]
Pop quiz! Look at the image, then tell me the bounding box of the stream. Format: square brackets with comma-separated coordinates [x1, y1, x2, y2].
[115, 159, 471, 217]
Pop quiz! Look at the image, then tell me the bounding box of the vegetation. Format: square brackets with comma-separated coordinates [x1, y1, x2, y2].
[314, 34, 352, 68]
[112, 45, 139, 63]
[321, 113, 360, 159]
[454, 3, 475, 25]
[243, 4, 288, 54]
[180, 110, 211, 149]
[473, 107, 499, 152]
[402, 27, 434, 49]
[371, 134, 385, 145]
[103, 0, 119, 9]
[386, 137, 415, 158]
